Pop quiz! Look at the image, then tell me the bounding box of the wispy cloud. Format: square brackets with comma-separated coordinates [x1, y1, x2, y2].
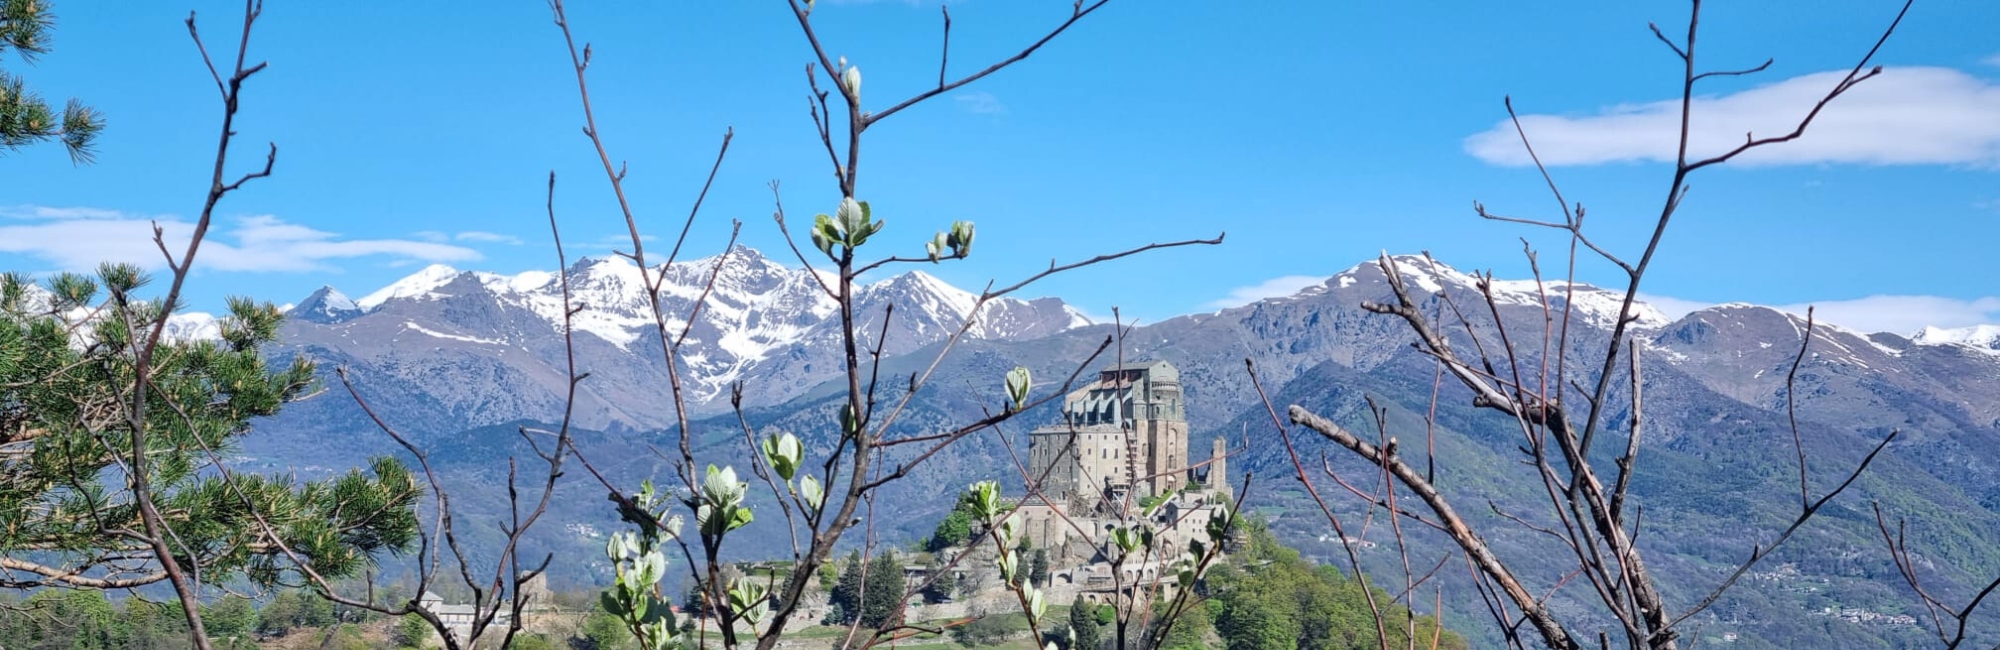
[1639, 292, 2000, 335]
[1634, 293, 1713, 321]
[0, 206, 480, 273]
[955, 91, 1008, 116]
[1204, 275, 1325, 310]
[1984, 53, 2000, 68]
[580, 233, 659, 255]
[1465, 66, 2000, 167]
[454, 231, 524, 245]
[415, 230, 523, 245]
[4, 205, 124, 220]
[1775, 295, 2000, 335]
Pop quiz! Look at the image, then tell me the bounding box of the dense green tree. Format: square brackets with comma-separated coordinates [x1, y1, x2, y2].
[202, 595, 257, 641]
[1030, 548, 1051, 587]
[860, 551, 906, 629]
[829, 550, 864, 622]
[1218, 596, 1296, 650]
[0, 590, 294, 649]
[682, 579, 712, 618]
[1202, 519, 1467, 650]
[0, 0, 103, 162]
[0, 270, 421, 594]
[1069, 595, 1104, 650]
[818, 561, 840, 591]
[1156, 597, 1212, 650]
[395, 613, 433, 649]
[928, 509, 974, 551]
[921, 558, 957, 604]
[580, 610, 635, 650]
[256, 588, 339, 638]
[0, 589, 122, 649]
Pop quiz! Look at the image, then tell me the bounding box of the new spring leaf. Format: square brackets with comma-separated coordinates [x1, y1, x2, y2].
[1005, 366, 1031, 412]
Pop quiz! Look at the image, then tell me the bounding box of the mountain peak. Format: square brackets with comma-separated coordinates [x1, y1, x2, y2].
[294, 285, 362, 324]
[1912, 324, 2000, 355]
[1319, 254, 1669, 329]
[869, 270, 979, 320]
[357, 264, 462, 311]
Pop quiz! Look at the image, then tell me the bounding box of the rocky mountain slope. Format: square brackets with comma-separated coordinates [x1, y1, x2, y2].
[222, 249, 2000, 648]
[270, 245, 1090, 431]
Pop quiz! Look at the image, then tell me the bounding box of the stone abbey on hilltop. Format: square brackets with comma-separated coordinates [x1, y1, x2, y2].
[1024, 360, 1228, 511]
[1013, 359, 1232, 602]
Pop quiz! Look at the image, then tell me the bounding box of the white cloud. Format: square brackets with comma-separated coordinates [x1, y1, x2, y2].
[0, 207, 480, 273]
[1204, 275, 1325, 310]
[416, 230, 521, 245]
[1637, 292, 2000, 335]
[1984, 53, 2000, 68]
[1634, 293, 1713, 320]
[1773, 295, 2000, 336]
[955, 91, 1007, 116]
[1070, 306, 1115, 326]
[454, 231, 524, 245]
[583, 233, 659, 254]
[4, 205, 124, 220]
[1465, 66, 2000, 167]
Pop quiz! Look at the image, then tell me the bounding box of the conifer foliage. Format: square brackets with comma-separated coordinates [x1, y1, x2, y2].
[0, 268, 421, 590]
[0, 0, 103, 162]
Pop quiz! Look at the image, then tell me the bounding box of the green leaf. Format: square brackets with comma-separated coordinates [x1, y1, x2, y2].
[601, 591, 626, 617]
[801, 475, 825, 513]
[811, 214, 840, 259]
[836, 198, 867, 244]
[927, 231, 948, 263]
[763, 432, 803, 481]
[1005, 366, 1032, 412]
[702, 465, 746, 509]
[965, 481, 1004, 521]
[839, 403, 861, 437]
[948, 220, 975, 257]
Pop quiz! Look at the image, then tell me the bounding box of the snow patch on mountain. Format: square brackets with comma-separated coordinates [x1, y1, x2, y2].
[1062, 306, 1095, 329]
[1913, 324, 2000, 355]
[356, 264, 462, 310]
[310, 245, 1093, 403]
[1332, 256, 1671, 329]
[163, 312, 221, 342]
[403, 321, 506, 346]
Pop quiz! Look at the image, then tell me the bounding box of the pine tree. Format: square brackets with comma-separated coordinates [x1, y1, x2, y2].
[830, 550, 864, 623]
[0, 0, 103, 162]
[1068, 595, 1103, 650]
[0, 269, 421, 592]
[859, 552, 905, 629]
[921, 557, 956, 604]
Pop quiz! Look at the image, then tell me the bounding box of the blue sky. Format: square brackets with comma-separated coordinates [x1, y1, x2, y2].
[3, 1, 1998, 334]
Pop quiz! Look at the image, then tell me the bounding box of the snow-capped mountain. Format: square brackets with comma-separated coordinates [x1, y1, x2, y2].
[275, 245, 1097, 429]
[182, 247, 1994, 440]
[292, 286, 362, 324]
[1914, 324, 2000, 355]
[239, 251, 2000, 650]
[9, 281, 221, 344]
